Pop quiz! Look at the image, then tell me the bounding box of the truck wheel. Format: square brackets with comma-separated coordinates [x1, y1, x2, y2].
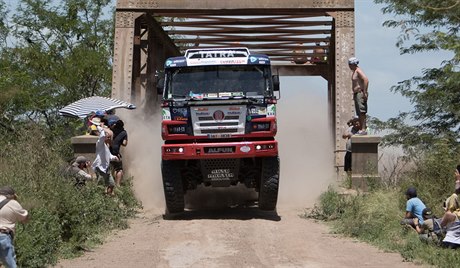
[258, 156, 280, 211]
[162, 160, 185, 214]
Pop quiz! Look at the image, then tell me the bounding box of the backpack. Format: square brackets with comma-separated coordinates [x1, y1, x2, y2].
[426, 218, 444, 244]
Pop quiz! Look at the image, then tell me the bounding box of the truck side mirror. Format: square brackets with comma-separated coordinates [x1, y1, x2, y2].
[156, 77, 164, 95]
[272, 75, 280, 91]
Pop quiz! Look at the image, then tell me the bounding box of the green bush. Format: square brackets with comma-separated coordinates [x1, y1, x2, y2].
[303, 186, 354, 220]
[0, 125, 141, 266]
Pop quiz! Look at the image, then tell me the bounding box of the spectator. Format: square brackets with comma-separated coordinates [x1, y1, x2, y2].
[92, 122, 119, 196]
[292, 43, 308, 64]
[0, 186, 29, 268]
[342, 117, 360, 176]
[442, 220, 460, 249]
[436, 170, 460, 248]
[88, 112, 104, 136]
[311, 42, 325, 63]
[440, 170, 460, 228]
[109, 119, 128, 187]
[401, 186, 427, 229]
[348, 57, 369, 134]
[68, 156, 94, 187]
[105, 110, 119, 125]
[414, 208, 443, 243]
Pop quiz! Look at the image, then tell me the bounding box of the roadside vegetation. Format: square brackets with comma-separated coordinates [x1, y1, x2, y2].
[305, 1, 460, 267]
[303, 142, 460, 267]
[0, 1, 141, 267]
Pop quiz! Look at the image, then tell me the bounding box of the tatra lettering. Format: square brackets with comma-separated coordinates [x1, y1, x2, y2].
[201, 51, 235, 58]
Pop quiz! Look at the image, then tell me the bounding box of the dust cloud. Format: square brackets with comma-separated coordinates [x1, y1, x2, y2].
[118, 109, 166, 214]
[118, 77, 335, 212]
[276, 78, 335, 208]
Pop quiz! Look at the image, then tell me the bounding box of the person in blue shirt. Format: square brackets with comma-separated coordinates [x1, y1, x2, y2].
[401, 187, 427, 229]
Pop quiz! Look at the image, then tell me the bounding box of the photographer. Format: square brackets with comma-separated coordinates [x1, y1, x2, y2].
[68, 156, 94, 187]
[0, 186, 29, 268]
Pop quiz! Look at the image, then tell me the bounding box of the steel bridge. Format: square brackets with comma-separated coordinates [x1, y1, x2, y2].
[112, 0, 356, 169]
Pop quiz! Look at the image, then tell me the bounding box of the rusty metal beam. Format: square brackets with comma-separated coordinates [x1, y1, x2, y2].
[117, 0, 354, 10]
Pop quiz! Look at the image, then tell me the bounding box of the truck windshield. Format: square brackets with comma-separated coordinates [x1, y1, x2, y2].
[165, 65, 272, 99]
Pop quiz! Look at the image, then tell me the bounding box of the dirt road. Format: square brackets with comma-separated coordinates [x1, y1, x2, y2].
[55, 86, 422, 267]
[56, 204, 419, 268]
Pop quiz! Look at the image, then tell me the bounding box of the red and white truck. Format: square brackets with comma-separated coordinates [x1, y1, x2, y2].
[160, 47, 280, 213]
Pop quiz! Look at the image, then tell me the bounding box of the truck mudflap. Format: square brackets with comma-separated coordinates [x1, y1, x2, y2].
[162, 140, 278, 160]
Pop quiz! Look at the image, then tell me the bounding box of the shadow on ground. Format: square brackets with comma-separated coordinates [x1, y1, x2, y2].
[163, 184, 281, 221]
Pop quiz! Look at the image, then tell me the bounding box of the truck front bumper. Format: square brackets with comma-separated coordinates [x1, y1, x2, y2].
[162, 140, 278, 160]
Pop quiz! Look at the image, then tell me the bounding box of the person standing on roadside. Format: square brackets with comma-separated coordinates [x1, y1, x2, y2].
[109, 119, 128, 187]
[342, 117, 361, 176]
[91, 119, 119, 196]
[348, 57, 369, 134]
[0, 186, 29, 268]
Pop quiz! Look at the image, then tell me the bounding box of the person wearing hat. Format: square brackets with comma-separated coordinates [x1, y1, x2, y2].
[68, 156, 94, 186]
[0, 186, 29, 267]
[414, 207, 443, 241]
[87, 110, 106, 136]
[348, 57, 369, 134]
[401, 186, 427, 229]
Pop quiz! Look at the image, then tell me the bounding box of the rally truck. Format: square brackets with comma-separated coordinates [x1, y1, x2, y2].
[160, 47, 280, 213]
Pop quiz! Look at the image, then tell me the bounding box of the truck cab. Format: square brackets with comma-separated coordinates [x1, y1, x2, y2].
[160, 47, 280, 213]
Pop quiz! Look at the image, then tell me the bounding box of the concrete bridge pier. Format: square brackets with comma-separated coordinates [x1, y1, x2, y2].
[350, 135, 382, 191]
[70, 135, 98, 162]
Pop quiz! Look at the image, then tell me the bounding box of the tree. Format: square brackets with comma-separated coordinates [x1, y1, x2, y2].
[373, 0, 460, 153]
[0, 0, 114, 134]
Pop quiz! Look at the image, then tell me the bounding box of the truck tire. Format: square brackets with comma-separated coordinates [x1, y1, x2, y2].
[162, 160, 185, 214]
[258, 156, 280, 211]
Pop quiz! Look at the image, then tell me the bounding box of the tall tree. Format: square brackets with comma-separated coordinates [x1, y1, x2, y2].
[373, 0, 460, 153]
[0, 0, 114, 132]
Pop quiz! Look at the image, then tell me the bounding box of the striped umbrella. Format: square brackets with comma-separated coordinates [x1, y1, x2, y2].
[59, 96, 136, 118]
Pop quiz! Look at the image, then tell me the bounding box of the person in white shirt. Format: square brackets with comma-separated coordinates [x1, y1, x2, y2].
[91, 120, 119, 196]
[0, 186, 29, 268]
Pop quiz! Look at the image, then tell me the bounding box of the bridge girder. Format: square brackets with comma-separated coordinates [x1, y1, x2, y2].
[113, 0, 355, 170]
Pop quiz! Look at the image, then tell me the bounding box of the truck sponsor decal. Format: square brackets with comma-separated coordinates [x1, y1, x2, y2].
[173, 116, 188, 121]
[267, 104, 276, 117]
[172, 108, 188, 117]
[187, 58, 248, 66]
[162, 108, 171, 120]
[204, 146, 235, 154]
